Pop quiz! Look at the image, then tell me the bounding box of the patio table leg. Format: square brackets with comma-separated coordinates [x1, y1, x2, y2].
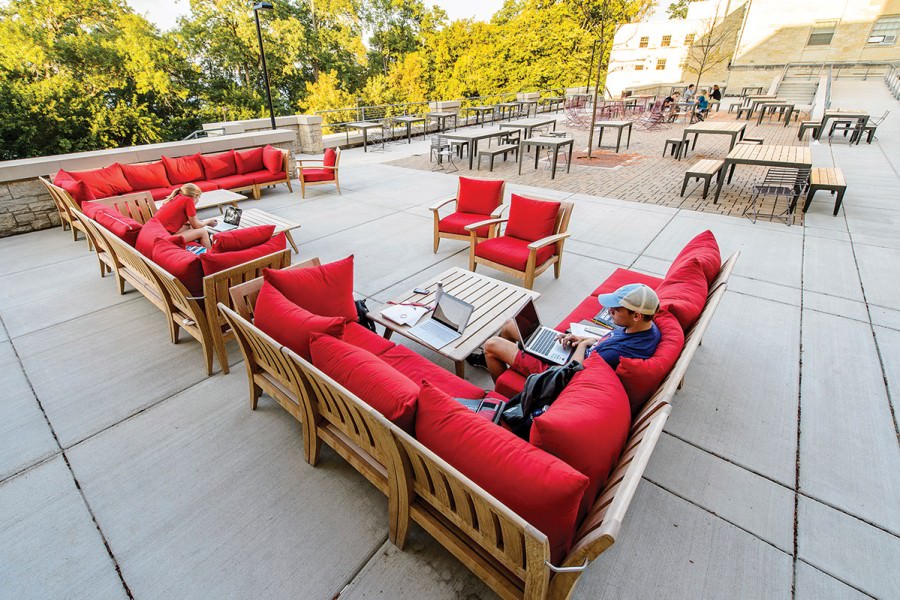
[534, 145, 540, 170]
[615, 128, 623, 153]
[597, 127, 604, 148]
[517, 142, 524, 175]
[626, 124, 632, 149]
[566, 142, 573, 173]
[551, 147, 559, 179]
[692, 133, 700, 150]
[712, 161, 729, 204]
[362, 129, 368, 152]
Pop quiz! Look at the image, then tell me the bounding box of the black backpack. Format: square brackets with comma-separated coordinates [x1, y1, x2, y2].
[501, 361, 583, 439]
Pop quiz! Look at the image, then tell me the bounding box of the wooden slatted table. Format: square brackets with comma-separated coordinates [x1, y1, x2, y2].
[816, 109, 869, 140]
[681, 120, 747, 151]
[344, 121, 384, 152]
[498, 117, 558, 139]
[712, 144, 813, 204]
[442, 128, 511, 170]
[392, 115, 427, 143]
[235, 208, 301, 253]
[368, 268, 539, 377]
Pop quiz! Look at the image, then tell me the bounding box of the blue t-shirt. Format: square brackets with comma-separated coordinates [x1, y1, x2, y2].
[587, 323, 661, 370]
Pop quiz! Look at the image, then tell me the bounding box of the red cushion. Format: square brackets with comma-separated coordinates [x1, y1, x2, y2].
[135, 218, 170, 258]
[147, 186, 174, 200]
[494, 369, 526, 399]
[234, 147, 265, 174]
[253, 282, 345, 361]
[438, 212, 493, 237]
[656, 259, 708, 331]
[199, 151, 237, 179]
[554, 295, 608, 331]
[531, 358, 630, 519]
[248, 169, 286, 185]
[210, 225, 275, 253]
[475, 236, 556, 271]
[80, 201, 106, 219]
[504, 194, 559, 242]
[263, 255, 357, 322]
[194, 180, 219, 192]
[211, 173, 257, 190]
[262, 145, 284, 173]
[341, 322, 396, 356]
[379, 345, 485, 399]
[616, 310, 685, 415]
[200, 233, 286, 275]
[120, 161, 170, 191]
[309, 334, 418, 433]
[667, 230, 721, 287]
[151, 237, 204, 296]
[161, 154, 205, 185]
[323, 148, 337, 168]
[299, 167, 334, 182]
[591, 268, 664, 296]
[69, 164, 133, 198]
[415, 382, 589, 563]
[54, 172, 97, 206]
[94, 208, 142, 247]
[456, 177, 504, 215]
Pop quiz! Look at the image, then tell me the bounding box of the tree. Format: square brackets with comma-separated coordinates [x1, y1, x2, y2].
[683, 2, 741, 88]
[666, 0, 693, 19]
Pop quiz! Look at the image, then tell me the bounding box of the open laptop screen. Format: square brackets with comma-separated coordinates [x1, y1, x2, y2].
[432, 294, 473, 333]
[514, 299, 541, 341]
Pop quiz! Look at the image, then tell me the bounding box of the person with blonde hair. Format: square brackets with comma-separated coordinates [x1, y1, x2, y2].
[155, 183, 217, 248]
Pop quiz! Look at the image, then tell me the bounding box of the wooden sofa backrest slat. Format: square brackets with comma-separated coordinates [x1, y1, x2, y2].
[88, 192, 157, 224]
[228, 257, 322, 320]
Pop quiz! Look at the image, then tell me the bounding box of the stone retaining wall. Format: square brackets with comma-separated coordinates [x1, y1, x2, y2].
[202, 114, 323, 154]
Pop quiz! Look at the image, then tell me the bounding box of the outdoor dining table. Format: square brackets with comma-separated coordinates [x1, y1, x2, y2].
[462, 105, 495, 127]
[514, 99, 539, 117]
[816, 109, 870, 140]
[741, 93, 776, 108]
[427, 111, 458, 133]
[756, 102, 796, 127]
[744, 96, 782, 118]
[441, 128, 511, 170]
[392, 115, 427, 143]
[712, 144, 813, 204]
[518, 135, 575, 180]
[344, 121, 384, 152]
[498, 117, 557, 140]
[541, 97, 565, 113]
[496, 102, 522, 121]
[593, 120, 633, 153]
[682, 120, 747, 151]
[741, 86, 765, 97]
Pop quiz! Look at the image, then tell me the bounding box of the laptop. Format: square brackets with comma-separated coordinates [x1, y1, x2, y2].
[407, 293, 474, 349]
[513, 299, 574, 365]
[208, 206, 242, 233]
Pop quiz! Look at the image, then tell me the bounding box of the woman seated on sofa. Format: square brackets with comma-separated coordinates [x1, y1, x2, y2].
[470, 284, 661, 381]
[155, 183, 218, 248]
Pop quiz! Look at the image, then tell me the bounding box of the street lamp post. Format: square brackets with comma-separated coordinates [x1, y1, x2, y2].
[253, 2, 276, 130]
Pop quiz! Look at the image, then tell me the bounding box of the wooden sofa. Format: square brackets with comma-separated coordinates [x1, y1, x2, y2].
[219, 239, 739, 599]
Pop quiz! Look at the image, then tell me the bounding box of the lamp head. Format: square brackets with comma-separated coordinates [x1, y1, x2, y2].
[253, 2, 273, 10]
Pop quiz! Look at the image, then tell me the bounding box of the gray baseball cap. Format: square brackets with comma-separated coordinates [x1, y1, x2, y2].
[596, 284, 659, 316]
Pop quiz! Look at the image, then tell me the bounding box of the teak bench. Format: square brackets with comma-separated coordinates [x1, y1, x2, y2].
[477, 144, 520, 171]
[802, 167, 847, 215]
[682, 159, 725, 199]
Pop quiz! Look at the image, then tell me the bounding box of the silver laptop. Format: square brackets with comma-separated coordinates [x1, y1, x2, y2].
[513, 299, 573, 365]
[408, 293, 475, 349]
[208, 206, 242, 233]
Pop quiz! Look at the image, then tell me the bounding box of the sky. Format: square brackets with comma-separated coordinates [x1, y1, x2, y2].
[126, 0, 507, 32]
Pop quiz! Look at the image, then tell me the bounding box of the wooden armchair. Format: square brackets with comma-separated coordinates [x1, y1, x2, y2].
[429, 176, 506, 253]
[297, 147, 342, 198]
[467, 195, 573, 289]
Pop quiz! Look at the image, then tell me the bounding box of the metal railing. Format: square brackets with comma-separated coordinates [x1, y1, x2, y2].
[885, 64, 900, 100]
[182, 127, 225, 140]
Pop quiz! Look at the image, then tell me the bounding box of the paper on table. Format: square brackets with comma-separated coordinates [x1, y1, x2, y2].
[570, 322, 614, 338]
[382, 304, 429, 327]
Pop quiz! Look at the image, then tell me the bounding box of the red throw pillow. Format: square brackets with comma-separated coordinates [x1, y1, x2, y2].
[616, 310, 685, 415]
[308, 333, 418, 433]
[135, 218, 170, 258]
[531, 358, 630, 520]
[94, 208, 142, 247]
[341, 321, 396, 356]
[200, 151, 237, 179]
[262, 145, 284, 173]
[210, 225, 275, 253]
[199, 233, 286, 275]
[253, 282, 345, 360]
[161, 154, 205, 185]
[69, 164, 133, 198]
[456, 177, 504, 215]
[54, 174, 96, 206]
[322, 147, 337, 168]
[415, 382, 589, 564]
[657, 258, 708, 332]
[378, 344, 485, 399]
[666, 230, 722, 287]
[263, 255, 357, 322]
[151, 237, 204, 296]
[120, 161, 171, 191]
[234, 147, 265, 174]
[504, 194, 560, 242]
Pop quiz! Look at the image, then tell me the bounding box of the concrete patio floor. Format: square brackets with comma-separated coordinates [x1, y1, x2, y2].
[1, 80, 898, 599]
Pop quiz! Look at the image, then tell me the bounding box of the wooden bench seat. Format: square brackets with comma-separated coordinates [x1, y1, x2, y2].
[663, 137, 688, 160]
[682, 159, 725, 199]
[802, 167, 847, 215]
[476, 143, 519, 171]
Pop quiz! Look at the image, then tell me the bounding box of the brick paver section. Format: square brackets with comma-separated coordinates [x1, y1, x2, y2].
[387, 110, 810, 225]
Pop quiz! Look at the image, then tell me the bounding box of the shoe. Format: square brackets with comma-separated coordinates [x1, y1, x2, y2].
[466, 351, 487, 369]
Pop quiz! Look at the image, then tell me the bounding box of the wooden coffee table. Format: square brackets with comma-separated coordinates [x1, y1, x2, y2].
[237, 208, 301, 253]
[369, 268, 539, 376]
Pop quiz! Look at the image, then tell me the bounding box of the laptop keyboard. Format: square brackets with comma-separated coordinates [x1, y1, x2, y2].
[531, 328, 559, 355]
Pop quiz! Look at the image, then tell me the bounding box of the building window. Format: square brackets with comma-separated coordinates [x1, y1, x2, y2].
[684, 33, 695, 45]
[807, 20, 837, 46]
[868, 15, 900, 45]
[639, 36, 649, 48]
[661, 35, 672, 47]
[635, 64, 644, 71]
[656, 59, 667, 71]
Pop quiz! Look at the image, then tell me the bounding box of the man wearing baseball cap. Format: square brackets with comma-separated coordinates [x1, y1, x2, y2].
[470, 283, 661, 380]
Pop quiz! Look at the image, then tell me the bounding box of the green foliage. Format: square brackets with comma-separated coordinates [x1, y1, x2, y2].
[666, 0, 692, 20]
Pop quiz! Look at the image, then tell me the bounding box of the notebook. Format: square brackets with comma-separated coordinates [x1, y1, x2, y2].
[513, 299, 573, 365]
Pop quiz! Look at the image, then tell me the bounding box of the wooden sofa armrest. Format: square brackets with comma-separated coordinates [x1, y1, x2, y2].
[427, 197, 457, 213]
[297, 164, 337, 172]
[490, 203, 509, 218]
[464, 217, 507, 231]
[527, 232, 570, 250]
